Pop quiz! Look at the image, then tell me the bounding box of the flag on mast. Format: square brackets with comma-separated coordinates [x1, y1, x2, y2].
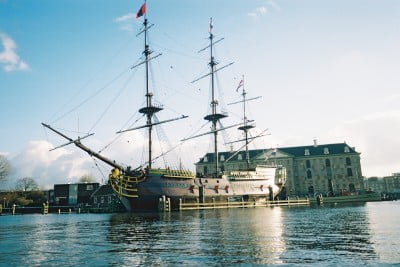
[236, 79, 244, 92]
[209, 17, 213, 33]
[136, 2, 146, 18]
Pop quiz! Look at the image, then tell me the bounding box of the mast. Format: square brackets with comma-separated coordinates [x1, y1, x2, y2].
[237, 76, 254, 170]
[203, 18, 228, 176]
[138, 5, 163, 169]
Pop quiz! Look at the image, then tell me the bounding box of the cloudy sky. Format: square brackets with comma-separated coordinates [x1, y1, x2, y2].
[1, 0, 400, 189]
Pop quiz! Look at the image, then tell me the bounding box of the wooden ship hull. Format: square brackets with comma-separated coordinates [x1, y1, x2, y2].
[110, 166, 285, 211]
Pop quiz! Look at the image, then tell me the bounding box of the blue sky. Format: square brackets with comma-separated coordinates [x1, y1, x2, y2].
[1, 0, 400, 188]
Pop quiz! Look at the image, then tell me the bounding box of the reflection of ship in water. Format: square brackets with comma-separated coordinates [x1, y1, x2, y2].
[107, 208, 286, 265]
[42, 3, 285, 211]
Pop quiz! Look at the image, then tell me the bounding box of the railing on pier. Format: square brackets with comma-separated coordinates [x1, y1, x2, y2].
[167, 197, 310, 211]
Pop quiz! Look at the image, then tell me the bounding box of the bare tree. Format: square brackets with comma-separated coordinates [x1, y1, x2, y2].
[15, 177, 39, 192]
[0, 155, 11, 186]
[79, 174, 95, 183]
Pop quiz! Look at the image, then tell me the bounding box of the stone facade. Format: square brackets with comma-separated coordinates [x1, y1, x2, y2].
[195, 143, 364, 197]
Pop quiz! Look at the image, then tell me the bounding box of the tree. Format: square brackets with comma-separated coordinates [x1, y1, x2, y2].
[0, 155, 11, 185]
[79, 174, 95, 183]
[15, 177, 39, 192]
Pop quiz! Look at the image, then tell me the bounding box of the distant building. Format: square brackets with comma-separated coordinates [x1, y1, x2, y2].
[91, 184, 125, 212]
[50, 183, 99, 206]
[364, 177, 385, 193]
[383, 173, 400, 198]
[196, 142, 364, 197]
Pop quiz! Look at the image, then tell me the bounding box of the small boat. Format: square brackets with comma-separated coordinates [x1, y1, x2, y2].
[42, 4, 286, 211]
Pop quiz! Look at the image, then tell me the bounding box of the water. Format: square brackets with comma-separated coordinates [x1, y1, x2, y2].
[0, 201, 399, 266]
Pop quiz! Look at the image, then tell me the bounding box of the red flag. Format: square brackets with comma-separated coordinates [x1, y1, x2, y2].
[136, 2, 146, 18]
[236, 79, 244, 92]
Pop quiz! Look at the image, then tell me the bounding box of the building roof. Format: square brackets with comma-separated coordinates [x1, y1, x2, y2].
[196, 143, 358, 164]
[278, 143, 358, 157]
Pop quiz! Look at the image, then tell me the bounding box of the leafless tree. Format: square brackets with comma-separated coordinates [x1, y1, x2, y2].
[0, 155, 11, 185]
[15, 177, 39, 192]
[79, 173, 95, 183]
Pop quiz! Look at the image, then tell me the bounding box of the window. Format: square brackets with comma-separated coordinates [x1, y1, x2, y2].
[203, 166, 208, 175]
[307, 170, 312, 179]
[94, 197, 97, 204]
[108, 195, 112, 203]
[325, 159, 331, 167]
[347, 168, 353, 177]
[344, 146, 350, 153]
[238, 154, 242, 160]
[220, 155, 225, 161]
[326, 167, 332, 177]
[308, 186, 315, 194]
[324, 147, 329, 154]
[306, 160, 311, 168]
[349, 183, 356, 193]
[346, 157, 351, 166]
[304, 149, 310, 156]
[86, 185, 93, 190]
[203, 156, 208, 162]
[101, 196, 104, 204]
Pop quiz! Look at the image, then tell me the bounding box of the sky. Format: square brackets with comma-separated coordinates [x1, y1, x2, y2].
[1, 0, 400, 189]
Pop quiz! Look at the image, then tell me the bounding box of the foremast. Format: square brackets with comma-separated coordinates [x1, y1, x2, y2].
[138, 13, 162, 170]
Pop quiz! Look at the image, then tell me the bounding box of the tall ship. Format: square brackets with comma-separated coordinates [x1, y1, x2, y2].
[42, 4, 286, 211]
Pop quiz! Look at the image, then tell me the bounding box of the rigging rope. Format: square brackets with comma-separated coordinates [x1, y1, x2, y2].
[48, 35, 136, 124]
[50, 67, 131, 124]
[88, 68, 138, 133]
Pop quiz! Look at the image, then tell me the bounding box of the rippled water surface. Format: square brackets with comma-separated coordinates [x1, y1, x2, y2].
[0, 201, 399, 266]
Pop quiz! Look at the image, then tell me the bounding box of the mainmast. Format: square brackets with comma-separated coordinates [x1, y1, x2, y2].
[203, 18, 228, 176]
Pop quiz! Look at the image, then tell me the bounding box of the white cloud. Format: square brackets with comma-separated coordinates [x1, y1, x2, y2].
[247, 6, 268, 19]
[325, 110, 400, 177]
[8, 140, 94, 189]
[115, 13, 135, 23]
[114, 13, 139, 32]
[0, 32, 29, 72]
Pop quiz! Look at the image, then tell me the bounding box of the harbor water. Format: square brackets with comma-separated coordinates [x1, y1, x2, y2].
[0, 201, 399, 266]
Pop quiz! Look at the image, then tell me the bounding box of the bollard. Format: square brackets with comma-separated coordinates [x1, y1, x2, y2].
[69, 208, 71, 214]
[12, 204, 16, 215]
[78, 208, 81, 214]
[58, 209, 61, 214]
[179, 198, 182, 211]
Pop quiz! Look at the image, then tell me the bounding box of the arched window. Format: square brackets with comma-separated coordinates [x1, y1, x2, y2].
[306, 160, 311, 168]
[325, 159, 331, 167]
[346, 157, 351, 166]
[347, 168, 353, 177]
[307, 170, 312, 179]
[238, 154, 242, 160]
[220, 155, 225, 161]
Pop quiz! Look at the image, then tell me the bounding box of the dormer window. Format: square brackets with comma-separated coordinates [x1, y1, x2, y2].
[304, 149, 310, 156]
[238, 154, 242, 160]
[324, 148, 329, 154]
[220, 155, 225, 161]
[344, 146, 350, 153]
[204, 156, 208, 162]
